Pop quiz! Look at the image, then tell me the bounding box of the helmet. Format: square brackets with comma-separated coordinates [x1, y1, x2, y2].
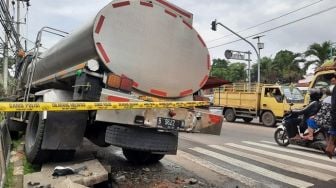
[309, 88, 323, 101]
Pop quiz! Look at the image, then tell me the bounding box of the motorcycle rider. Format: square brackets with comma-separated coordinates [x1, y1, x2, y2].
[326, 69, 336, 159]
[290, 89, 322, 140]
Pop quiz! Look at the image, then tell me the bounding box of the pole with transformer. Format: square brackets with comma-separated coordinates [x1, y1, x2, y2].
[252, 35, 265, 84]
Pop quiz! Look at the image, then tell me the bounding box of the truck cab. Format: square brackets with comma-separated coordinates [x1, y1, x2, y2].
[260, 85, 305, 124]
[306, 58, 336, 102]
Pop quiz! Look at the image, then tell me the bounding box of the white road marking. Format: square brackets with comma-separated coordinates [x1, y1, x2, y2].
[176, 150, 263, 188]
[244, 141, 333, 163]
[191, 147, 314, 188]
[260, 140, 325, 154]
[226, 143, 336, 173]
[209, 145, 334, 181]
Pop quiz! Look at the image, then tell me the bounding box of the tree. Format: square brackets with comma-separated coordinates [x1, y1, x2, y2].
[304, 41, 332, 71]
[210, 58, 228, 80]
[273, 50, 304, 83]
[225, 62, 247, 82]
[210, 58, 246, 82]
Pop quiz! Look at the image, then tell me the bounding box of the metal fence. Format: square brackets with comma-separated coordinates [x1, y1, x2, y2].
[0, 119, 11, 188]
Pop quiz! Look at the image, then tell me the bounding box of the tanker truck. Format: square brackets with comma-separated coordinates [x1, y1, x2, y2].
[7, 0, 223, 164]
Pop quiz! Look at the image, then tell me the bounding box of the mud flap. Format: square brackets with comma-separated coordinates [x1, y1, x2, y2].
[41, 112, 88, 150]
[182, 109, 223, 135]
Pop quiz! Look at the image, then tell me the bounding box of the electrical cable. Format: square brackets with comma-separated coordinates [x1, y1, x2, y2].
[207, 0, 323, 43]
[208, 4, 336, 49]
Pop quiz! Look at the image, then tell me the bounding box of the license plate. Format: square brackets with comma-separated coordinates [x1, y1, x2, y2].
[157, 117, 184, 130]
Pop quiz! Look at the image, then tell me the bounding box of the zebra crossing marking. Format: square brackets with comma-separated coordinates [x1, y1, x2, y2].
[260, 140, 324, 154]
[243, 141, 334, 163]
[226, 143, 336, 173]
[209, 144, 334, 181]
[191, 147, 314, 188]
[176, 150, 263, 187]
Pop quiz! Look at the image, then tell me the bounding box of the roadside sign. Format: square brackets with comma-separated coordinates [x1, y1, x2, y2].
[225, 50, 249, 61]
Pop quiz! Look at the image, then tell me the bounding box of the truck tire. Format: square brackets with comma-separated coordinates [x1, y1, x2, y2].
[243, 117, 253, 123]
[261, 111, 276, 127]
[6, 112, 25, 140]
[25, 111, 51, 164]
[122, 148, 165, 164]
[122, 148, 151, 164]
[224, 109, 236, 122]
[147, 154, 165, 163]
[51, 150, 76, 162]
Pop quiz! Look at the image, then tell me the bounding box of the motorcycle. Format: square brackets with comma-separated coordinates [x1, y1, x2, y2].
[274, 108, 328, 152]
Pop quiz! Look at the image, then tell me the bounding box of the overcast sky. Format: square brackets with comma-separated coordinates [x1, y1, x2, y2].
[19, 0, 336, 67]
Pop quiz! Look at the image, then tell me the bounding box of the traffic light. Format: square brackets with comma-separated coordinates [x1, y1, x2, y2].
[211, 20, 217, 31]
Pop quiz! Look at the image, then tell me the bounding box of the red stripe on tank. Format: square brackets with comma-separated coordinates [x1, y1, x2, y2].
[107, 96, 130, 102]
[197, 34, 206, 47]
[95, 15, 105, 34]
[112, 1, 130, 8]
[155, 0, 192, 18]
[183, 20, 192, 29]
[207, 54, 211, 70]
[150, 89, 167, 97]
[180, 89, 193, 97]
[133, 81, 139, 88]
[199, 75, 209, 87]
[165, 9, 177, 18]
[140, 1, 153, 7]
[96, 43, 110, 63]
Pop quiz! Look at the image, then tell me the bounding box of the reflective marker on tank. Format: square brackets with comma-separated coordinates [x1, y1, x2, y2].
[155, 0, 192, 18]
[165, 9, 177, 18]
[199, 75, 209, 87]
[180, 89, 193, 97]
[140, 1, 153, 7]
[133, 82, 139, 88]
[112, 1, 130, 8]
[197, 34, 206, 47]
[207, 54, 211, 70]
[95, 15, 105, 34]
[150, 89, 167, 97]
[107, 96, 130, 102]
[96, 43, 110, 63]
[182, 20, 192, 30]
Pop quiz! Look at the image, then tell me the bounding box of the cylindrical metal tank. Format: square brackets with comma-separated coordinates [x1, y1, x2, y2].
[31, 0, 210, 98]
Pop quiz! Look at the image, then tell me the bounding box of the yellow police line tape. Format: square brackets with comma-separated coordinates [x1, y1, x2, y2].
[0, 101, 209, 112]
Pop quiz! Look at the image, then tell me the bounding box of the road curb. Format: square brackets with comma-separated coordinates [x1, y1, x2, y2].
[10, 142, 24, 188]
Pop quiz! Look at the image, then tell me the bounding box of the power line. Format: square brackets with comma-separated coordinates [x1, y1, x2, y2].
[207, 0, 323, 43]
[208, 5, 336, 49]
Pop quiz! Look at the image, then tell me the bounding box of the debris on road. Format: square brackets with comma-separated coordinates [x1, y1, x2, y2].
[24, 159, 107, 187]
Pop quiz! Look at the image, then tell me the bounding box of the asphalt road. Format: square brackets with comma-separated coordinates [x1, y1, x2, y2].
[167, 120, 336, 188]
[80, 120, 336, 188]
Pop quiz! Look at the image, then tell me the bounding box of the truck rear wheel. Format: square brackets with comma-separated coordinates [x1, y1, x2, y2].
[261, 111, 276, 127]
[224, 109, 236, 122]
[25, 111, 51, 164]
[122, 148, 165, 164]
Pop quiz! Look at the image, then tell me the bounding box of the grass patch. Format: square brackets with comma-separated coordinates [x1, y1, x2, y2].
[11, 139, 22, 150]
[4, 163, 14, 188]
[23, 157, 40, 175]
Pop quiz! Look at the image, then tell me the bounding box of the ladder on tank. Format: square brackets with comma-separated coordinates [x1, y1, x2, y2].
[20, 27, 69, 120]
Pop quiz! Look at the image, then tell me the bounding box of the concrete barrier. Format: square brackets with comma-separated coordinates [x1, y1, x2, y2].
[0, 119, 11, 188]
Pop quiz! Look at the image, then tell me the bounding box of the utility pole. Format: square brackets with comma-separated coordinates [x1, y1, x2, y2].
[16, 0, 20, 36]
[211, 20, 261, 84]
[3, 0, 10, 94]
[247, 51, 251, 89]
[252, 35, 265, 84]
